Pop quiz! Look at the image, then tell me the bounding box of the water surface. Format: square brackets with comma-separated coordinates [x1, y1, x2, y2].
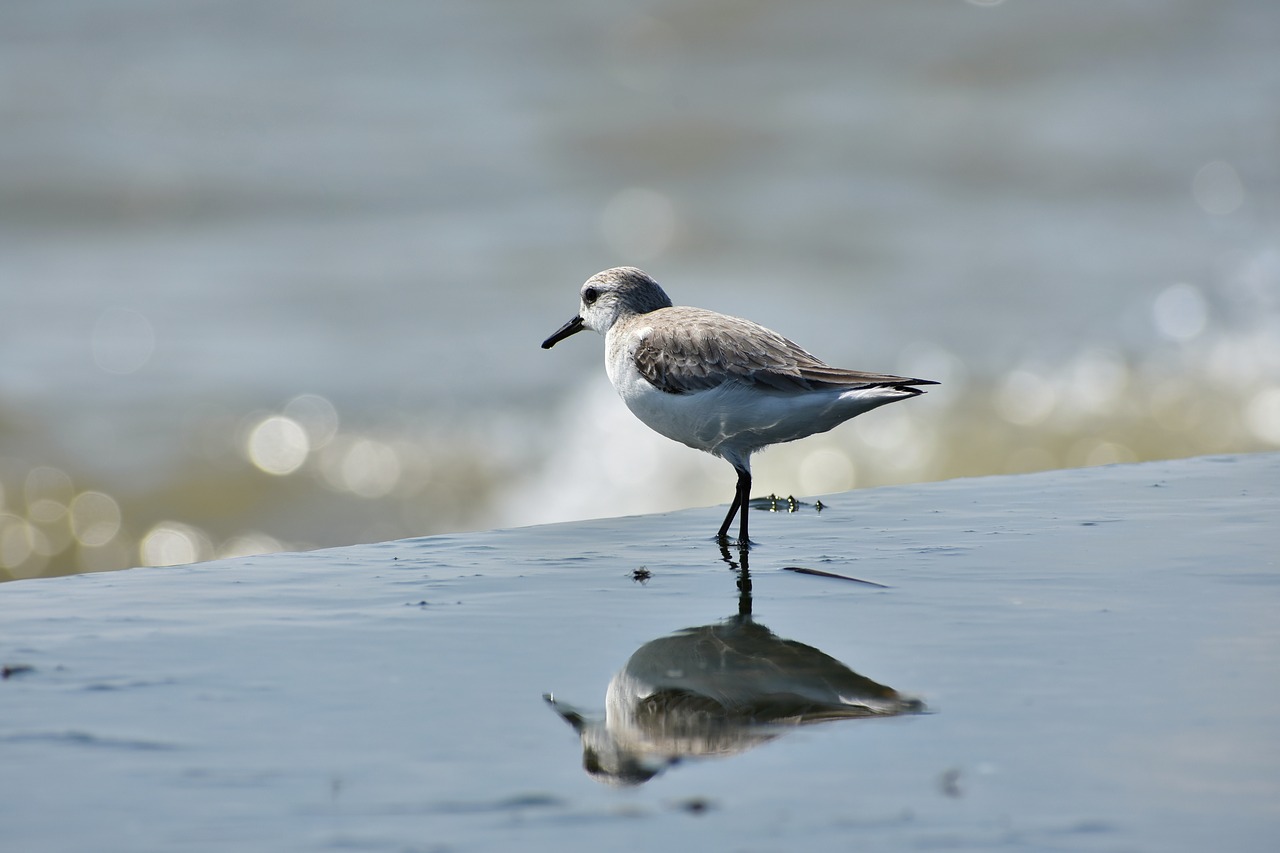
[2, 454, 1277, 850]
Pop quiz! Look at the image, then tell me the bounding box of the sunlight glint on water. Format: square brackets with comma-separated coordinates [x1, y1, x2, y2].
[0, 0, 1277, 580]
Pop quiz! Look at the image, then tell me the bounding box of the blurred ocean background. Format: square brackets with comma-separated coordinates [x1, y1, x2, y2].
[2, 0, 1278, 582]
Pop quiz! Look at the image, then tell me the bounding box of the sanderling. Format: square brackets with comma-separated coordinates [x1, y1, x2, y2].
[541, 267, 935, 544]
[544, 611, 920, 785]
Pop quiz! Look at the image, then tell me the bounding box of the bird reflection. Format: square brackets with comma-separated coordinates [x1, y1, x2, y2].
[545, 546, 924, 785]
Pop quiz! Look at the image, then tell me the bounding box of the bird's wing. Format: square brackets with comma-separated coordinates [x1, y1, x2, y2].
[632, 308, 937, 395]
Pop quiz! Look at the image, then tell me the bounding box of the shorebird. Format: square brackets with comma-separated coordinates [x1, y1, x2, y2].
[545, 612, 921, 785]
[541, 267, 935, 543]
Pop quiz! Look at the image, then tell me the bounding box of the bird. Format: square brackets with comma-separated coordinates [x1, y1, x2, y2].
[541, 267, 936, 544]
[545, 611, 922, 785]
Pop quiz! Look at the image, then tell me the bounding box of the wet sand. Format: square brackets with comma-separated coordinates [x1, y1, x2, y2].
[2, 453, 1277, 851]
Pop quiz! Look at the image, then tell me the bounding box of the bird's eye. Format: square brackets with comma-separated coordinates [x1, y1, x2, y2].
[582, 287, 599, 305]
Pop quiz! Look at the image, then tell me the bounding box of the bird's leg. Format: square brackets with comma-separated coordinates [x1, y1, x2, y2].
[717, 541, 751, 612]
[736, 467, 752, 544]
[717, 489, 742, 540]
[735, 544, 752, 616]
[717, 465, 753, 544]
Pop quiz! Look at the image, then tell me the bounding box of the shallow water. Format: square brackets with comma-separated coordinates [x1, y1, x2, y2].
[2, 454, 1277, 851]
[2, 0, 1279, 580]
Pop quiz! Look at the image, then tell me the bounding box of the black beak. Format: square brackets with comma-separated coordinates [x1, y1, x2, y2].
[541, 315, 585, 349]
[543, 693, 587, 732]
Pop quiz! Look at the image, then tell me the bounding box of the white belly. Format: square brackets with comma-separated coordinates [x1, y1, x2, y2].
[614, 368, 901, 468]
[604, 325, 910, 469]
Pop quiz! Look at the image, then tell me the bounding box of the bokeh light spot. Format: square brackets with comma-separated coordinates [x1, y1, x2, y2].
[247, 415, 310, 476]
[219, 532, 285, 559]
[27, 498, 67, 524]
[1, 515, 35, 568]
[0, 514, 50, 577]
[854, 407, 914, 451]
[1152, 283, 1207, 342]
[1084, 441, 1136, 467]
[1192, 160, 1244, 216]
[798, 447, 856, 495]
[140, 521, 210, 567]
[341, 439, 402, 498]
[1064, 348, 1129, 415]
[70, 491, 123, 547]
[25, 466, 74, 508]
[1245, 387, 1280, 445]
[321, 437, 402, 499]
[283, 394, 339, 449]
[997, 368, 1057, 426]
